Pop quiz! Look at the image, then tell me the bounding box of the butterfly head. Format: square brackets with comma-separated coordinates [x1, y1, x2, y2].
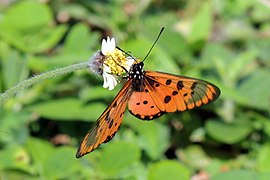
[128, 62, 144, 78]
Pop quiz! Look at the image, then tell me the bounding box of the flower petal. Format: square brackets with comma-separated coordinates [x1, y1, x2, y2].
[125, 56, 135, 71]
[108, 38, 116, 52]
[102, 64, 117, 90]
[102, 73, 117, 90]
[101, 37, 116, 55]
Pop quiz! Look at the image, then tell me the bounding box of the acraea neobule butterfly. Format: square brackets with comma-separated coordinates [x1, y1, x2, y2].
[76, 28, 220, 158]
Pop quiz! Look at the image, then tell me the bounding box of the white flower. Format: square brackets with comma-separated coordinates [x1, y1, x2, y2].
[89, 36, 136, 90]
[102, 64, 117, 90]
[101, 37, 116, 55]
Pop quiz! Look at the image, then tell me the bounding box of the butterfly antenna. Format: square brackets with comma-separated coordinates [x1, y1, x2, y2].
[142, 27, 165, 62]
[116, 46, 134, 58]
[116, 46, 138, 63]
[116, 27, 164, 63]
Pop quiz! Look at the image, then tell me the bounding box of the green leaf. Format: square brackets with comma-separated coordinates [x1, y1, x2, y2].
[206, 119, 253, 144]
[1, 0, 52, 32]
[97, 141, 141, 178]
[0, 144, 31, 173]
[258, 172, 270, 180]
[247, 38, 270, 64]
[212, 170, 257, 180]
[227, 50, 257, 83]
[63, 23, 98, 53]
[79, 86, 117, 102]
[223, 20, 254, 41]
[189, 2, 212, 43]
[0, 171, 32, 179]
[43, 147, 80, 179]
[141, 14, 191, 61]
[148, 160, 190, 180]
[57, 3, 90, 20]
[29, 25, 68, 53]
[26, 98, 106, 122]
[252, 1, 270, 22]
[126, 115, 170, 160]
[238, 69, 270, 111]
[25, 137, 54, 165]
[0, 111, 31, 145]
[0, 0, 67, 53]
[257, 144, 270, 172]
[177, 145, 210, 170]
[224, 0, 253, 17]
[1, 50, 29, 89]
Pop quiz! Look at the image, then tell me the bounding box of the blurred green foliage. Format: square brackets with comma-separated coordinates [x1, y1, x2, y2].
[1, 0, 270, 179]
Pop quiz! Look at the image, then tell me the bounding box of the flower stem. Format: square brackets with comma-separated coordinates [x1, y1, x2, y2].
[0, 62, 89, 103]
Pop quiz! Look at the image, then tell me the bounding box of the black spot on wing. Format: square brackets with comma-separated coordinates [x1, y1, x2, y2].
[145, 77, 161, 89]
[105, 113, 110, 123]
[191, 82, 198, 90]
[120, 112, 124, 117]
[109, 119, 114, 129]
[172, 91, 178, 96]
[164, 96, 171, 103]
[99, 128, 103, 133]
[177, 81, 184, 90]
[166, 79, 172, 85]
[104, 130, 118, 143]
[146, 78, 156, 87]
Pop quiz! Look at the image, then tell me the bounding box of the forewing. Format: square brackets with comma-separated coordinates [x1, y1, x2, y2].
[76, 80, 132, 158]
[128, 70, 220, 120]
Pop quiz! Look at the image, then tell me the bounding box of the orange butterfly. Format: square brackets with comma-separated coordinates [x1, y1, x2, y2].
[76, 29, 220, 158]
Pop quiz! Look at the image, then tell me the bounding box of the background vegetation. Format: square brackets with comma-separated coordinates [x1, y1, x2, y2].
[1, 0, 270, 179]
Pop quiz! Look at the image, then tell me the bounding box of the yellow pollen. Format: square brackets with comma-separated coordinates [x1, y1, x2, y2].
[103, 49, 129, 76]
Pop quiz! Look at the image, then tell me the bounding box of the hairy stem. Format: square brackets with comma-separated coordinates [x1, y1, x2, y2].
[0, 62, 89, 103]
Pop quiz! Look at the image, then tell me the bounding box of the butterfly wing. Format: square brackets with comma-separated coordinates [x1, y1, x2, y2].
[128, 70, 220, 120]
[76, 80, 132, 158]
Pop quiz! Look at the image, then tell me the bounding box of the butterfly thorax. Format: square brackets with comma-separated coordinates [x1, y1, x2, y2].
[128, 62, 145, 92]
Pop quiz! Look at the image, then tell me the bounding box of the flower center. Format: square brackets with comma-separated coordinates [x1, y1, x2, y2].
[103, 49, 129, 76]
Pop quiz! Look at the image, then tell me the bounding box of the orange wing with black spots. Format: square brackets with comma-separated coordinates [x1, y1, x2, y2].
[128, 70, 220, 120]
[77, 62, 220, 157]
[76, 80, 132, 158]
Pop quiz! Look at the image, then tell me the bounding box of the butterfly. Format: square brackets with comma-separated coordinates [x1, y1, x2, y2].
[76, 30, 220, 158]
